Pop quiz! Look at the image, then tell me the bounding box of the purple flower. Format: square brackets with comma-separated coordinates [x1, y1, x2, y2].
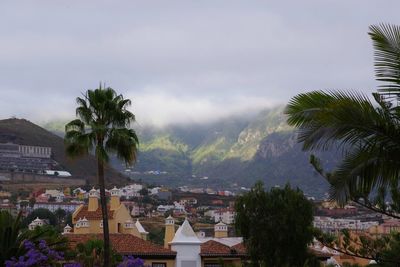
[64, 263, 82, 267]
[5, 239, 65, 267]
[117, 256, 145, 267]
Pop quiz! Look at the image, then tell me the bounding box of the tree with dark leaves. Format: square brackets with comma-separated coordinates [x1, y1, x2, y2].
[235, 182, 315, 267]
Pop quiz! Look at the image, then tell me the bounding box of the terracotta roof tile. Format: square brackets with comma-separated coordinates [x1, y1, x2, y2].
[231, 242, 246, 254]
[200, 240, 247, 257]
[66, 234, 176, 257]
[75, 205, 115, 220]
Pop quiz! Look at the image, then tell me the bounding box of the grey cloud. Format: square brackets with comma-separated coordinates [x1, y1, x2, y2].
[0, 0, 399, 125]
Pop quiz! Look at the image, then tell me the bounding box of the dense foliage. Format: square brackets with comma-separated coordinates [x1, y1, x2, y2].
[285, 24, 400, 265]
[235, 182, 315, 267]
[0, 211, 67, 266]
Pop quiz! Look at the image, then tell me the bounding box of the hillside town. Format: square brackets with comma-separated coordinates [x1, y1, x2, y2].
[2, 2, 400, 267]
[1, 168, 400, 266]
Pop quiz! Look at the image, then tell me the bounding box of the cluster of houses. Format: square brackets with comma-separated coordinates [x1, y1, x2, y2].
[5, 183, 400, 266]
[1, 181, 239, 226]
[25, 186, 400, 267]
[28, 186, 247, 267]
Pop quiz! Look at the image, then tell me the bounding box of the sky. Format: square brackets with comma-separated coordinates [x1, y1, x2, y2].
[1, 1, 399, 126]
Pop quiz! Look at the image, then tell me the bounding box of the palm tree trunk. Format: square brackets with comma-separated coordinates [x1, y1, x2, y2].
[98, 158, 110, 267]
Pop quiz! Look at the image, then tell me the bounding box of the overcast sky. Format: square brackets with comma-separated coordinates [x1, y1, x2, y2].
[1, 1, 399, 126]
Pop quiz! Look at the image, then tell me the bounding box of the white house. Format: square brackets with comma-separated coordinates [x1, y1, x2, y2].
[170, 219, 202, 267]
[157, 205, 175, 212]
[34, 202, 81, 213]
[313, 216, 379, 234]
[29, 217, 45, 230]
[205, 208, 236, 224]
[44, 189, 65, 202]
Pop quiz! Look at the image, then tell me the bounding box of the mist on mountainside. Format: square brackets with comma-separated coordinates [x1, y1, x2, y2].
[40, 105, 338, 198]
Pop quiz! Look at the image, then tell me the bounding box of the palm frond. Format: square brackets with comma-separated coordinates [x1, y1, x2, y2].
[64, 119, 94, 158]
[286, 89, 400, 204]
[327, 141, 400, 204]
[105, 128, 139, 165]
[76, 97, 94, 124]
[369, 24, 400, 95]
[285, 90, 393, 151]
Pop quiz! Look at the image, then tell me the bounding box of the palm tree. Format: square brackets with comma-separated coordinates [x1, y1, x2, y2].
[76, 239, 105, 267]
[285, 24, 400, 205]
[65, 86, 139, 267]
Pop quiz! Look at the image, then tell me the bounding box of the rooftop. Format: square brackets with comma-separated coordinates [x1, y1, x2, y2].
[75, 205, 115, 220]
[67, 234, 176, 258]
[200, 240, 246, 257]
[170, 219, 202, 245]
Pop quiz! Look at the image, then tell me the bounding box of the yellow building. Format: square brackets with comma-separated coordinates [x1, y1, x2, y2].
[164, 215, 175, 248]
[369, 220, 400, 236]
[68, 189, 248, 267]
[68, 187, 176, 266]
[71, 187, 148, 239]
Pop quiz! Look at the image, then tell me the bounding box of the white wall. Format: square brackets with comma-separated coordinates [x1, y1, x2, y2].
[171, 244, 201, 267]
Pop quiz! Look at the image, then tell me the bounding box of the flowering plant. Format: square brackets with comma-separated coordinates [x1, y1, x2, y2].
[5, 240, 64, 267]
[117, 255, 145, 267]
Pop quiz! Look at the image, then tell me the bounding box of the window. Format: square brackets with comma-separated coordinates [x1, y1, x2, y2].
[182, 261, 196, 267]
[152, 263, 166, 267]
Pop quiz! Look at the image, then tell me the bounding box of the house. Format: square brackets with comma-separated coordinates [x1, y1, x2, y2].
[369, 219, 400, 235]
[33, 201, 81, 213]
[205, 208, 236, 224]
[313, 216, 380, 234]
[158, 205, 175, 213]
[67, 192, 175, 267]
[71, 187, 148, 240]
[120, 184, 143, 198]
[179, 197, 198, 206]
[67, 234, 176, 267]
[44, 189, 65, 201]
[29, 217, 45, 230]
[0, 191, 11, 198]
[164, 216, 247, 267]
[66, 213, 248, 267]
[121, 201, 142, 217]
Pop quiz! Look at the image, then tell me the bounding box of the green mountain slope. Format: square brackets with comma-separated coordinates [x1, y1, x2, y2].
[41, 106, 338, 197]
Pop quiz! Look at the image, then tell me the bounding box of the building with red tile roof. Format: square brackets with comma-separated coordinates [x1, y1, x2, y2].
[71, 187, 148, 239]
[200, 240, 246, 257]
[66, 233, 176, 267]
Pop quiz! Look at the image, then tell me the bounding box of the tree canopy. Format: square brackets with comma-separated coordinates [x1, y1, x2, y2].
[235, 182, 315, 267]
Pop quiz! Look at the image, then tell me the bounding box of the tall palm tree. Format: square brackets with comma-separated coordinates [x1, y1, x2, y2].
[285, 24, 400, 205]
[65, 86, 139, 267]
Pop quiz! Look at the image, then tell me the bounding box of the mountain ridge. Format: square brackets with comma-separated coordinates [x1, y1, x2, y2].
[39, 106, 338, 198]
[0, 118, 127, 185]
